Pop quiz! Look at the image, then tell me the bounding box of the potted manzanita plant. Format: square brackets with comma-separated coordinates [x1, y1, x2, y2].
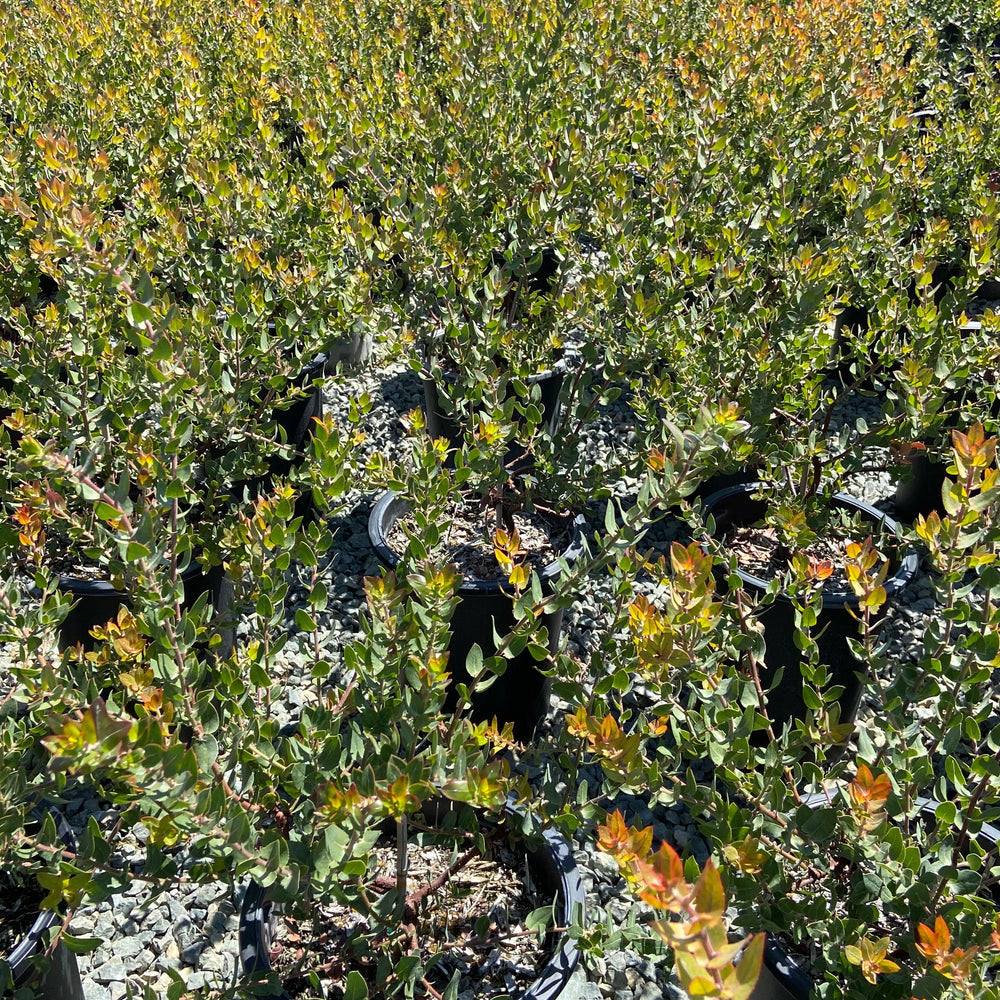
[689, 278, 925, 736]
[0, 737, 88, 1000]
[331, 0, 625, 471]
[0, 113, 378, 659]
[663, 424, 1000, 999]
[366, 405, 589, 741]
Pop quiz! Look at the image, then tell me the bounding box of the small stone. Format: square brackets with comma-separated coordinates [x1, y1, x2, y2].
[111, 937, 144, 960]
[173, 917, 199, 949]
[156, 953, 182, 974]
[181, 942, 204, 965]
[197, 949, 234, 975]
[635, 984, 663, 1000]
[590, 851, 620, 883]
[69, 913, 96, 934]
[559, 971, 604, 1000]
[125, 949, 155, 974]
[92, 958, 129, 984]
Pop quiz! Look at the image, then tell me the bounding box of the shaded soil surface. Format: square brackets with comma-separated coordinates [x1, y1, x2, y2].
[387, 501, 571, 582]
[270, 834, 556, 999]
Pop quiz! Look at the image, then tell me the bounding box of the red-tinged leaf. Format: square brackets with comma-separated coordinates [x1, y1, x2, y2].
[916, 915, 951, 961]
[597, 811, 633, 859]
[691, 859, 726, 920]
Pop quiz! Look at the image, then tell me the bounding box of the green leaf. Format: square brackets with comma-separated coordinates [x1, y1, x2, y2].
[465, 643, 484, 675]
[441, 971, 462, 1000]
[524, 905, 555, 933]
[94, 501, 119, 522]
[798, 806, 837, 841]
[308, 582, 329, 610]
[194, 734, 219, 772]
[941, 481, 963, 516]
[935, 800, 957, 827]
[126, 302, 154, 327]
[801, 685, 822, 711]
[344, 970, 368, 1000]
[604, 499, 618, 535]
[733, 932, 765, 1000]
[59, 933, 102, 954]
[151, 336, 172, 362]
[124, 541, 150, 562]
[135, 271, 154, 305]
[295, 609, 317, 632]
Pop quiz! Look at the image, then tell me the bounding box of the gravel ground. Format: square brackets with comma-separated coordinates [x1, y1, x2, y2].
[5, 334, 985, 1000]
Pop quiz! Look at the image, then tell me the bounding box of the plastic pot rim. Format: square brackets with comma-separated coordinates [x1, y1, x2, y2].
[6, 808, 76, 987]
[418, 351, 570, 386]
[367, 490, 587, 595]
[51, 553, 218, 597]
[701, 481, 918, 607]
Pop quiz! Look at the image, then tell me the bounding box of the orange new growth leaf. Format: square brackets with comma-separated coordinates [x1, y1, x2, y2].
[916, 915, 980, 983]
[848, 762, 891, 833]
[632, 840, 689, 911]
[808, 558, 833, 581]
[849, 762, 891, 809]
[596, 810, 652, 867]
[916, 915, 951, 964]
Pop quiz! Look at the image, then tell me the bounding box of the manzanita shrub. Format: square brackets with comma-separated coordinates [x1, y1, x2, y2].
[3, 0, 1000, 997]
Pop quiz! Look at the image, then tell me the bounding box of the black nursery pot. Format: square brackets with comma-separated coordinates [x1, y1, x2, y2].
[55, 559, 234, 657]
[745, 797, 1000, 999]
[240, 350, 327, 523]
[265, 353, 326, 484]
[892, 351, 1000, 523]
[894, 447, 950, 523]
[702, 483, 917, 731]
[368, 491, 584, 740]
[238, 801, 586, 1000]
[421, 360, 565, 471]
[3, 810, 85, 1000]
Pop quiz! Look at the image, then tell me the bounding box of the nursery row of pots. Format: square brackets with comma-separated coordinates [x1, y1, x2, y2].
[7, 344, 993, 1000]
[5, 313, 993, 1000]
